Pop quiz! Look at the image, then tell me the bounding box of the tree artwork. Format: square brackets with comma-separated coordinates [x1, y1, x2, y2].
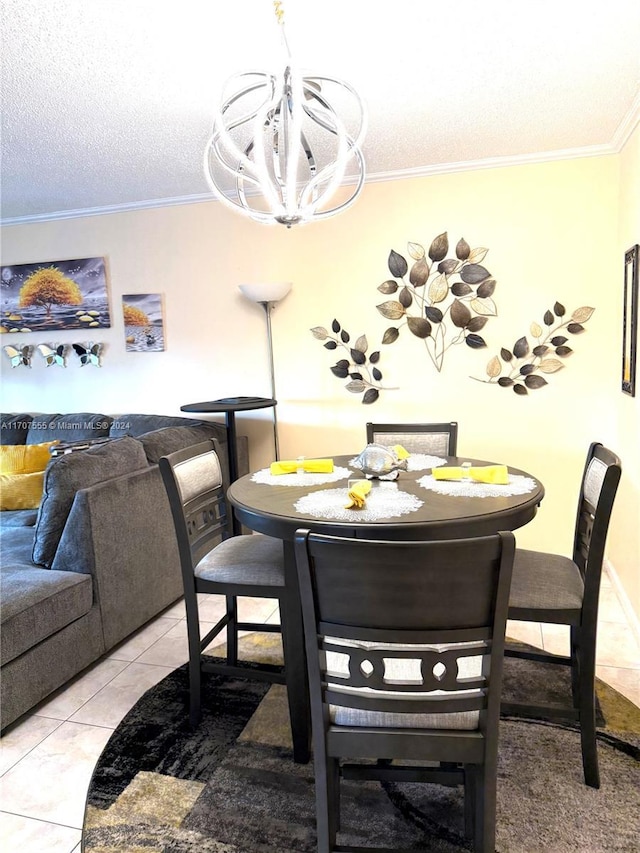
[472, 303, 595, 394]
[18, 267, 82, 320]
[377, 233, 496, 372]
[122, 304, 150, 326]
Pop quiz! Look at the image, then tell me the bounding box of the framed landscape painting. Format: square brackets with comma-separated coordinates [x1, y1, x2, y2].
[122, 293, 165, 352]
[0, 257, 110, 333]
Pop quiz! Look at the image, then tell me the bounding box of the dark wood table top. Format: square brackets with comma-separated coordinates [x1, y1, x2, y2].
[227, 454, 545, 541]
[181, 396, 276, 414]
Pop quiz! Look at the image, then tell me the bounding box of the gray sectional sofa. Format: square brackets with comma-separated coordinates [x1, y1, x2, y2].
[0, 412, 249, 730]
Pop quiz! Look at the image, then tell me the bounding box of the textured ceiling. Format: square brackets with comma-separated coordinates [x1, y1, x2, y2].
[1, 0, 639, 224]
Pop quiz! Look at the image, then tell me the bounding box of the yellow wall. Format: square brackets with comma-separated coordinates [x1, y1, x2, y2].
[2, 148, 638, 617]
[608, 122, 640, 618]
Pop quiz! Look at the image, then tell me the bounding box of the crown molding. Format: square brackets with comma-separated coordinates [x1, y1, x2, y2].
[2, 113, 637, 228]
[363, 142, 618, 186]
[611, 90, 640, 151]
[0, 193, 215, 228]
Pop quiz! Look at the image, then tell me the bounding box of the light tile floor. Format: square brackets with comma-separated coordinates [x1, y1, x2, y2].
[1, 579, 639, 853]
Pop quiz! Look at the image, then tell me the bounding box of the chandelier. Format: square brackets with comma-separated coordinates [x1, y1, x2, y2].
[203, 1, 367, 228]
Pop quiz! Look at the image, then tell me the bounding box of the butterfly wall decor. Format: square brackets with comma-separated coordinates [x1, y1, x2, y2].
[37, 343, 67, 367]
[3, 343, 33, 368]
[72, 342, 102, 367]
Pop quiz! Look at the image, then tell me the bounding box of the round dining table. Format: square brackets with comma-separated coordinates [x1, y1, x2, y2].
[226, 453, 544, 765]
[227, 454, 544, 541]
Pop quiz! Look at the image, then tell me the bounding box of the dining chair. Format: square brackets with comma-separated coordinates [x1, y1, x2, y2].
[366, 421, 458, 455]
[159, 439, 296, 729]
[294, 528, 515, 853]
[502, 442, 622, 789]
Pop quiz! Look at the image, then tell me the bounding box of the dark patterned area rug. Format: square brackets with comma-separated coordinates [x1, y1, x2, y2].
[83, 635, 640, 852]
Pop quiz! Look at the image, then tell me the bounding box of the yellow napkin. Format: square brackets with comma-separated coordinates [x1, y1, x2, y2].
[345, 479, 372, 509]
[432, 465, 509, 485]
[391, 444, 410, 460]
[270, 458, 334, 475]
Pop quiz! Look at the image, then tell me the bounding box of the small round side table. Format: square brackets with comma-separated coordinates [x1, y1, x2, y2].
[180, 397, 276, 534]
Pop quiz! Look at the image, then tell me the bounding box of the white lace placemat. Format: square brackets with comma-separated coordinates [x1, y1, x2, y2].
[406, 453, 447, 471]
[251, 465, 351, 487]
[348, 454, 447, 474]
[417, 473, 538, 498]
[294, 485, 424, 522]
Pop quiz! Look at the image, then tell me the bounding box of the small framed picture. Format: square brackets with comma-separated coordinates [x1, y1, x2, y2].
[122, 293, 165, 352]
[622, 244, 639, 396]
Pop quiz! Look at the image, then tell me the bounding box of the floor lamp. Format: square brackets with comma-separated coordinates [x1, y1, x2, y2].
[238, 282, 292, 460]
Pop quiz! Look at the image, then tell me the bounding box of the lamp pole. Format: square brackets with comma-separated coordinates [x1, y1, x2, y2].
[260, 300, 282, 460]
[238, 282, 292, 461]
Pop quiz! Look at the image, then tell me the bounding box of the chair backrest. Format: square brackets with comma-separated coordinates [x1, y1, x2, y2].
[573, 442, 622, 618]
[365, 422, 458, 456]
[294, 530, 514, 736]
[159, 439, 229, 575]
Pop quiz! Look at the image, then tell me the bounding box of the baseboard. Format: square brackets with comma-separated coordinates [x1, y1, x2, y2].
[604, 558, 640, 647]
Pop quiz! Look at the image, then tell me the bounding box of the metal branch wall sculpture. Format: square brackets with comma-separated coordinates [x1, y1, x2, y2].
[472, 303, 594, 394]
[310, 320, 397, 404]
[311, 230, 594, 404]
[377, 233, 497, 373]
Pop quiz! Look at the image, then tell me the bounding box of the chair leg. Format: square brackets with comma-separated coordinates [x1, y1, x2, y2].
[184, 591, 202, 727]
[474, 762, 497, 853]
[226, 595, 238, 666]
[577, 641, 600, 788]
[328, 756, 340, 838]
[463, 764, 476, 841]
[280, 543, 311, 764]
[314, 751, 338, 853]
[570, 625, 580, 708]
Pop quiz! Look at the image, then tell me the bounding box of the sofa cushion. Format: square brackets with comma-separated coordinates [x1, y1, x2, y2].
[26, 413, 113, 445]
[0, 413, 34, 445]
[109, 414, 208, 438]
[32, 436, 149, 568]
[1, 531, 94, 664]
[0, 509, 38, 528]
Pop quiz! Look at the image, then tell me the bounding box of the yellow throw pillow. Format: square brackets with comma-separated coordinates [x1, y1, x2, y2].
[0, 471, 46, 510]
[0, 441, 59, 475]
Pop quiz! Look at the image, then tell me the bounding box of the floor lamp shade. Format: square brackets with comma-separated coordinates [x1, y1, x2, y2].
[238, 282, 293, 304]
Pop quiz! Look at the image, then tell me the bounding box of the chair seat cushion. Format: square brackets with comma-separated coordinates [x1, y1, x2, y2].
[508, 548, 584, 617]
[195, 533, 285, 586]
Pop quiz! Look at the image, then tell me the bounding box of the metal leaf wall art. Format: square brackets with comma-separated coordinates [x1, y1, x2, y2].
[472, 302, 594, 394]
[310, 320, 397, 405]
[377, 233, 496, 372]
[311, 231, 594, 404]
[311, 232, 496, 403]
